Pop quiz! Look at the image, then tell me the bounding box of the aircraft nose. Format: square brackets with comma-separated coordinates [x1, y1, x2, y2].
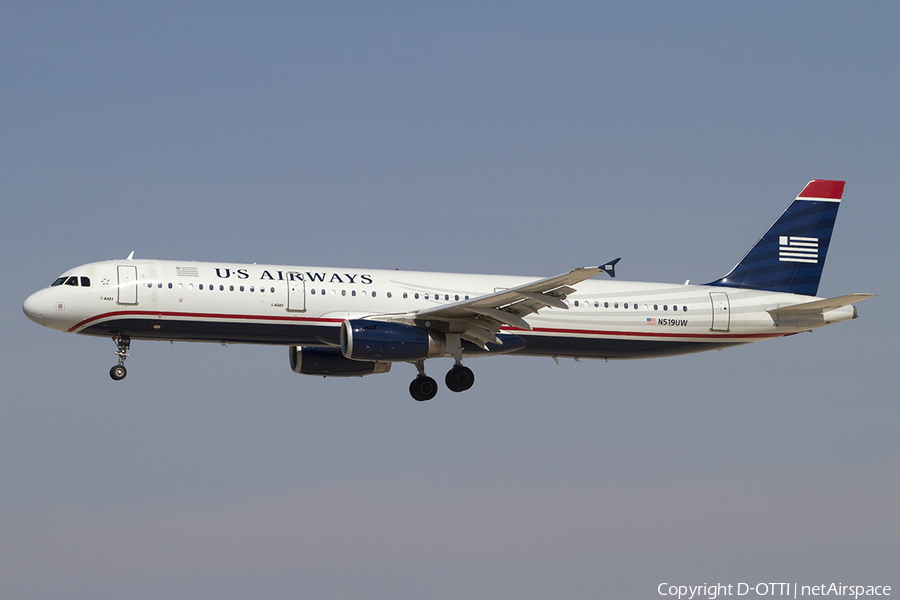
[23, 290, 45, 324]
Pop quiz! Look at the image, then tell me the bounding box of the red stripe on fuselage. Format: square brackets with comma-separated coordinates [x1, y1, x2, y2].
[69, 309, 786, 342]
[514, 326, 784, 341]
[67, 310, 346, 333]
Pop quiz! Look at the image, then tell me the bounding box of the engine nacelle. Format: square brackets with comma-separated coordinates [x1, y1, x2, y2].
[341, 319, 445, 361]
[290, 346, 391, 377]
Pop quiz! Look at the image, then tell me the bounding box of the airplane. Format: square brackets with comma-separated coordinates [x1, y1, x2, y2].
[23, 180, 872, 401]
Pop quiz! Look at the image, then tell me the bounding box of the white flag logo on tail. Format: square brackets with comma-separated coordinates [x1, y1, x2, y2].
[779, 236, 818, 264]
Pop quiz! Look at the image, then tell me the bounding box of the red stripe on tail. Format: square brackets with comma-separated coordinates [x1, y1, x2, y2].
[797, 179, 845, 200]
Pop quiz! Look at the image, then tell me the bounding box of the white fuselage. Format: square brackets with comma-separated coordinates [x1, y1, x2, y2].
[23, 258, 857, 360]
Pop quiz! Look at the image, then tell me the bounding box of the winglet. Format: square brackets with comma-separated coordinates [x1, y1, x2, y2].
[599, 258, 621, 278]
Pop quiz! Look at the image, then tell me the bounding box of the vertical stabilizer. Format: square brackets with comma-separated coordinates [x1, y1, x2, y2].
[707, 180, 844, 296]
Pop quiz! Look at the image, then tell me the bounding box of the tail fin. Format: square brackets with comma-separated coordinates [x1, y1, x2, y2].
[707, 180, 844, 296]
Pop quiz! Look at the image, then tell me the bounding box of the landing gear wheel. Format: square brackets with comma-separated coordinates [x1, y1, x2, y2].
[110, 334, 131, 381]
[409, 376, 438, 401]
[445, 365, 475, 392]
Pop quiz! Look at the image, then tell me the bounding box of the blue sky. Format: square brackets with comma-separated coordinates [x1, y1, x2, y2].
[2, 2, 898, 598]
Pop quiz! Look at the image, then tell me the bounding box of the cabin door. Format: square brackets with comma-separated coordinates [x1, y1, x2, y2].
[117, 265, 138, 305]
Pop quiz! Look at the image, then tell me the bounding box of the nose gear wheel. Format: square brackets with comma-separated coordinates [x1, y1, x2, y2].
[109, 334, 131, 381]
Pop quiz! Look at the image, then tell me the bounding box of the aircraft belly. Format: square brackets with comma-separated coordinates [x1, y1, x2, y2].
[77, 317, 338, 346]
[506, 333, 743, 359]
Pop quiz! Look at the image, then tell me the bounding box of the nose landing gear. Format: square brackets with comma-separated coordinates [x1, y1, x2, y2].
[109, 333, 130, 381]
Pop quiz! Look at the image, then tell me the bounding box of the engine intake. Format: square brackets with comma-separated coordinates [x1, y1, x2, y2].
[290, 346, 391, 377]
[341, 319, 445, 361]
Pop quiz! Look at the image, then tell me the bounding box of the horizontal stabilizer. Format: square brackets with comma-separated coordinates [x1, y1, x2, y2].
[767, 293, 874, 317]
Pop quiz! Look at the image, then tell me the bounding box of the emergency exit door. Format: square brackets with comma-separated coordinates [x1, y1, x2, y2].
[287, 277, 306, 312]
[710, 292, 730, 332]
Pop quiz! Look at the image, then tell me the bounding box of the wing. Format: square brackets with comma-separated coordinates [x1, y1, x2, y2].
[380, 260, 620, 349]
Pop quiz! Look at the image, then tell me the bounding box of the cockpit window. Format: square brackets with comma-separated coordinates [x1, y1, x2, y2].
[51, 277, 67, 287]
[65, 276, 78, 286]
[80, 277, 91, 287]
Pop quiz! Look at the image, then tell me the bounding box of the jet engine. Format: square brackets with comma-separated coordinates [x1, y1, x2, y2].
[290, 346, 391, 377]
[340, 319, 445, 361]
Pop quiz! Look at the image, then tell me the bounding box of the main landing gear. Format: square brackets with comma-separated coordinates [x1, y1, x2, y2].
[409, 359, 475, 401]
[109, 333, 130, 381]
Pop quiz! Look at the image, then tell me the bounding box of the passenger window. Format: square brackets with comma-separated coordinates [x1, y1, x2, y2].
[574, 300, 579, 307]
[200, 284, 204, 290]
[614, 302, 618, 308]
[654, 304, 658, 310]
[250, 286, 254, 292]
[311, 288, 316, 295]
[271, 287, 276, 293]
[240, 285, 244, 292]
[403, 292, 408, 299]
[229, 285, 234, 291]
[81, 277, 91, 287]
[673, 305, 678, 311]
[634, 304, 638, 310]
[683, 306, 687, 312]
[387, 292, 392, 298]
[663, 305, 668, 311]
[624, 303, 628, 309]
[351, 290, 356, 297]
[415, 293, 419, 299]
[168, 282, 173, 289]
[342, 290, 346, 296]
[219, 285, 224, 291]
[158, 282, 162, 288]
[604, 302, 609, 308]
[372, 291, 377, 298]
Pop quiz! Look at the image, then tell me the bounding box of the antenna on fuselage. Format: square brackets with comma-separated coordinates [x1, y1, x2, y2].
[126, 251, 135, 260]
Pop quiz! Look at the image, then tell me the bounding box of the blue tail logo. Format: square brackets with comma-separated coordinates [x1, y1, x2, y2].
[708, 180, 844, 297]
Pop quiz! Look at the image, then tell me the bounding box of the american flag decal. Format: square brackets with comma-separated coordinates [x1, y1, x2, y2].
[646, 317, 656, 325]
[779, 236, 818, 264]
[176, 266, 200, 277]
